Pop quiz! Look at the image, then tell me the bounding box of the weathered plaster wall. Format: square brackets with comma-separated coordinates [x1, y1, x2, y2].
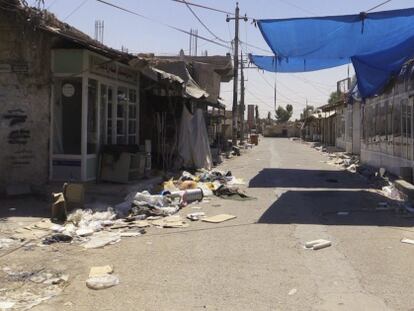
[0, 10, 51, 193]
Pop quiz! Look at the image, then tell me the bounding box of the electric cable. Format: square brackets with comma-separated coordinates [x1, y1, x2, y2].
[181, 0, 229, 44]
[95, 0, 231, 50]
[63, 0, 88, 21]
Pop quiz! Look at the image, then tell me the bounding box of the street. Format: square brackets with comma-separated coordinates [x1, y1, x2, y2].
[3, 137, 414, 311]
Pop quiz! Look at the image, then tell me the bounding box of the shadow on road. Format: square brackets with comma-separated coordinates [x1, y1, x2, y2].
[0, 196, 50, 220]
[249, 168, 369, 189]
[258, 190, 414, 227]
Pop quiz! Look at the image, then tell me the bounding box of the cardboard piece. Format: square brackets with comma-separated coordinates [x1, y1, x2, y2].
[151, 216, 189, 228]
[63, 183, 85, 211]
[202, 214, 236, 223]
[89, 265, 113, 278]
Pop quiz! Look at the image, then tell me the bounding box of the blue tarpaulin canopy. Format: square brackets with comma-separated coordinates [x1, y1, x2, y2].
[250, 8, 414, 98]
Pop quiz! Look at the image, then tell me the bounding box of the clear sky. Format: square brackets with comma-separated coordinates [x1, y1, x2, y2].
[28, 0, 414, 119]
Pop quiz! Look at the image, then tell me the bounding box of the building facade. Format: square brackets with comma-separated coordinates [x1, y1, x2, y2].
[0, 6, 140, 192]
[360, 63, 414, 177]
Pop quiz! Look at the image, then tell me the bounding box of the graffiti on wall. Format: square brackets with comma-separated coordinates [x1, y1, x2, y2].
[2, 108, 34, 168]
[3, 108, 27, 126]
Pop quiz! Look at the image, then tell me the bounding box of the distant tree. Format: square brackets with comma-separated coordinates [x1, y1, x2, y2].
[300, 105, 315, 120]
[267, 111, 271, 120]
[255, 105, 259, 120]
[275, 105, 293, 123]
[328, 91, 342, 105]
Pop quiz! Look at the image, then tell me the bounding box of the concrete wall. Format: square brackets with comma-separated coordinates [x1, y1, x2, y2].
[263, 123, 300, 138]
[360, 148, 413, 177]
[0, 10, 52, 193]
[352, 102, 361, 154]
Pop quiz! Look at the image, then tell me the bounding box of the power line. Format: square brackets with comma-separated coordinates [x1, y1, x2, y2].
[366, 0, 392, 12]
[46, 0, 58, 10]
[240, 40, 271, 54]
[64, 0, 89, 21]
[276, 0, 317, 16]
[171, 0, 233, 15]
[245, 88, 275, 110]
[95, 0, 231, 50]
[254, 71, 304, 105]
[181, 0, 229, 44]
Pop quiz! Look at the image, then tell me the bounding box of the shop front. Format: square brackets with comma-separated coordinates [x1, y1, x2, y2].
[50, 49, 140, 181]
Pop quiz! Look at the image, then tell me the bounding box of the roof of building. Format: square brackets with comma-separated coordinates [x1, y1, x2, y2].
[139, 53, 233, 82]
[8, 2, 136, 64]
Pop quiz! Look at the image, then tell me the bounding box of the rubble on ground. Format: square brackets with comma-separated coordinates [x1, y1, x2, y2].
[0, 266, 68, 310]
[2, 169, 246, 254]
[310, 143, 414, 215]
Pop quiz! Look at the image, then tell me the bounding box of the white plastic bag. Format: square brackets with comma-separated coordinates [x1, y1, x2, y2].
[86, 274, 119, 290]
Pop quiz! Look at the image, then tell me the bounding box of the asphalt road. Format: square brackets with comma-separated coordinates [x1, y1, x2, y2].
[6, 138, 414, 310]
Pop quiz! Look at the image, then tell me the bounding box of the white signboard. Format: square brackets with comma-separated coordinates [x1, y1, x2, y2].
[62, 83, 75, 97]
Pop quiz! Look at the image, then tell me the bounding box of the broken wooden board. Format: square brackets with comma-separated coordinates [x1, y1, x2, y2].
[202, 214, 236, 223]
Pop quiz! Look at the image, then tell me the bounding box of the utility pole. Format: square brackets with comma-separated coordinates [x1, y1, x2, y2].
[239, 51, 245, 144]
[227, 3, 247, 146]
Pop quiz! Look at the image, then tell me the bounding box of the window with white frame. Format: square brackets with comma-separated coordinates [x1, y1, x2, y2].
[128, 89, 138, 144]
[99, 85, 138, 145]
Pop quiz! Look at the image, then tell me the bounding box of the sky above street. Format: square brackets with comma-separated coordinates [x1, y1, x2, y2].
[28, 0, 414, 119]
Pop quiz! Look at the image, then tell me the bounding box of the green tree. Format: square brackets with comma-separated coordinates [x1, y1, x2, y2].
[328, 91, 342, 105]
[275, 105, 293, 123]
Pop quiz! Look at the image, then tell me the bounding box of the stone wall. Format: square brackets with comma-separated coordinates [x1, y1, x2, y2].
[0, 10, 52, 193]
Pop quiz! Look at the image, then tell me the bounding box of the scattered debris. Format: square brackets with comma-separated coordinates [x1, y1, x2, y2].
[0, 267, 68, 310]
[0, 238, 19, 250]
[42, 234, 73, 245]
[305, 239, 332, 250]
[151, 216, 189, 228]
[401, 238, 414, 245]
[288, 288, 297, 296]
[83, 232, 121, 249]
[120, 231, 144, 237]
[382, 185, 403, 201]
[51, 192, 67, 222]
[3, 169, 247, 254]
[191, 205, 203, 209]
[89, 265, 113, 278]
[187, 212, 205, 221]
[202, 214, 236, 223]
[0, 301, 15, 309]
[86, 274, 119, 290]
[214, 185, 255, 201]
[86, 265, 118, 290]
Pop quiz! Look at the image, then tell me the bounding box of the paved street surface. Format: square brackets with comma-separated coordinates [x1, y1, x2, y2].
[3, 138, 414, 311]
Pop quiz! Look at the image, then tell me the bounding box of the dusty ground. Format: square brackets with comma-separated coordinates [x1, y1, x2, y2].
[2, 137, 414, 311]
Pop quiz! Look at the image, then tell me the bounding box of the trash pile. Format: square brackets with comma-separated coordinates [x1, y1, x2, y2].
[381, 183, 404, 202]
[0, 266, 68, 310]
[324, 151, 360, 173]
[314, 144, 392, 185]
[3, 170, 249, 253]
[161, 170, 251, 201]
